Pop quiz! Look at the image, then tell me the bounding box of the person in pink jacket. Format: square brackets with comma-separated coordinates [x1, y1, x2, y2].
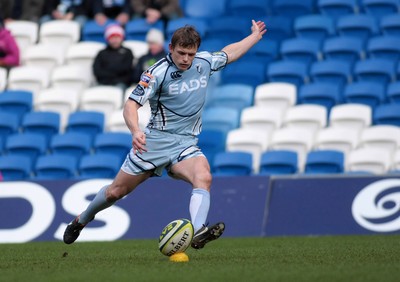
[0, 17, 20, 69]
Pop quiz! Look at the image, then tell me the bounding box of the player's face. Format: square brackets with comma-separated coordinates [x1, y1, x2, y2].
[169, 44, 197, 71]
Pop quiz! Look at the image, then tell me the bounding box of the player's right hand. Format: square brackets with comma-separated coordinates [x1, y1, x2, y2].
[132, 131, 147, 154]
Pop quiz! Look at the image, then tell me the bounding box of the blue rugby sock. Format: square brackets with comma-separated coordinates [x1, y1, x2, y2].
[189, 188, 210, 233]
[79, 185, 115, 224]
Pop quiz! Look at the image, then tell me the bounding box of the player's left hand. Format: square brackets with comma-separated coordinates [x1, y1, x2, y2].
[251, 20, 267, 39]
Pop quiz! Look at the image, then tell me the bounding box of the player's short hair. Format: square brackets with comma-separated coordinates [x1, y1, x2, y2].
[171, 25, 201, 49]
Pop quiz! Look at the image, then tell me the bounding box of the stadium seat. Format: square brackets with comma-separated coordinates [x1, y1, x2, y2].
[202, 107, 241, 136]
[0, 67, 7, 91]
[353, 58, 396, 85]
[207, 84, 254, 112]
[240, 106, 284, 136]
[254, 82, 297, 112]
[298, 82, 342, 110]
[198, 129, 226, 167]
[82, 20, 115, 43]
[373, 104, 400, 126]
[366, 36, 400, 61]
[280, 38, 322, 64]
[166, 17, 207, 40]
[0, 112, 20, 144]
[269, 127, 315, 171]
[259, 150, 298, 175]
[39, 20, 80, 51]
[24, 43, 65, 73]
[66, 41, 106, 70]
[260, 16, 294, 43]
[94, 132, 132, 162]
[226, 0, 269, 19]
[391, 150, 400, 171]
[198, 38, 226, 52]
[242, 39, 279, 65]
[21, 111, 60, 145]
[267, 60, 309, 89]
[50, 132, 92, 159]
[184, 0, 227, 19]
[358, 125, 400, 154]
[343, 81, 386, 108]
[380, 14, 400, 36]
[270, 0, 316, 19]
[318, 0, 359, 21]
[329, 103, 372, 131]
[7, 66, 50, 99]
[294, 14, 335, 41]
[0, 90, 33, 121]
[51, 65, 92, 95]
[309, 60, 352, 88]
[5, 20, 38, 60]
[123, 40, 149, 61]
[35, 87, 80, 130]
[212, 151, 253, 176]
[0, 155, 32, 180]
[5, 133, 47, 162]
[78, 153, 121, 178]
[206, 16, 248, 43]
[282, 104, 328, 134]
[108, 109, 129, 132]
[226, 128, 270, 172]
[34, 154, 78, 180]
[347, 147, 391, 174]
[314, 127, 360, 157]
[125, 19, 164, 41]
[387, 81, 400, 104]
[221, 61, 266, 87]
[66, 111, 105, 140]
[336, 14, 379, 42]
[304, 149, 345, 174]
[361, 0, 400, 21]
[322, 36, 364, 65]
[80, 86, 124, 121]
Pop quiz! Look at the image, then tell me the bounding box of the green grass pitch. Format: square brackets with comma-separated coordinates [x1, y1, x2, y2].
[1, 235, 400, 282]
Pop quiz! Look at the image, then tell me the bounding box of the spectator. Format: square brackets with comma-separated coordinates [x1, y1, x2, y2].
[133, 28, 166, 82]
[93, 24, 134, 91]
[40, 0, 93, 27]
[1, 0, 45, 23]
[0, 0, 15, 23]
[93, 0, 131, 26]
[131, 0, 182, 24]
[0, 16, 20, 69]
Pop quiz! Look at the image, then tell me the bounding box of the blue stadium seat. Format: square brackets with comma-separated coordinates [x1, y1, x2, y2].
[0, 90, 32, 122]
[226, 0, 269, 19]
[5, 133, 47, 162]
[354, 58, 396, 84]
[198, 129, 226, 168]
[310, 60, 352, 88]
[280, 38, 322, 64]
[322, 36, 364, 65]
[298, 82, 342, 111]
[267, 60, 309, 89]
[198, 38, 226, 52]
[374, 104, 400, 126]
[82, 20, 116, 43]
[125, 19, 164, 41]
[294, 14, 335, 41]
[387, 81, 400, 103]
[166, 17, 207, 41]
[366, 36, 400, 61]
[66, 111, 104, 140]
[259, 150, 298, 175]
[221, 60, 266, 88]
[260, 16, 293, 43]
[271, 0, 316, 19]
[207, 84, 254, 112]
[344, 81, 386, 109]
[21, 111, 60, 145]
[362, 0, 400, 21]
[94, 132, 132, 163]
[0, 112, 20, 144]
[304, 150, 344, 174]
[78, 153, 121, 178]
[380, 14, 400, 36]
[212, 151, 253, 176]
[34, 154, 78, 180]
[183, 0, 227, 19]
[336, 14, 379, 42]
[207, 16, 248, 43]
[0, 155, 32, 180]
[243, 39, 279, 65]
[50, 132, 92, 159]
[202, 107, 241, 136]
[318, 0, 359, 21]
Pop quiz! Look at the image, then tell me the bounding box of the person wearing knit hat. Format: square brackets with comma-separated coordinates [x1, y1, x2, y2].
[133, 28, 166, 82]
[93, 24, 134, 92]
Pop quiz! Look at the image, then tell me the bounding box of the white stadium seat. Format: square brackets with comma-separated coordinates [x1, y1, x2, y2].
[347, 147, 391, 174]
[358, 125, 400, 154]
[39, 20, 80, 51]
[254, 82, 297, 113]
[329, 103, 372, 132]
[66, 41, 105, 69]
[108, 101, 151, 132]
[314, 127, 360, 156]
[5, 20, 38, 60]
[24, 43, 65, 73]
[283, 104, 327, 134]
[51, 65, 92, 95]
[240, 106, 283, 136]
[123, 40, 149, 64]
[8, 65, 50, 100]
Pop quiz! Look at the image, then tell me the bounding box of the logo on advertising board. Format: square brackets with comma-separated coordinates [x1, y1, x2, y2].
[352, 179, 400, 232]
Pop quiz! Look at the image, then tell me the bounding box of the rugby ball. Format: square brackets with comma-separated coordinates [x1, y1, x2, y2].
[158, 219, 194, 256]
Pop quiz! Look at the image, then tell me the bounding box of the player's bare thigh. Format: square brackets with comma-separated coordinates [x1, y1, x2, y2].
[170, 156, 212, 190]
[106, 169, 153, 201]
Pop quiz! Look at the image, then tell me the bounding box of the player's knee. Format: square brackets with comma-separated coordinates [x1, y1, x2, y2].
[106, 184, 130, 201]
[194, 170, 212, 189]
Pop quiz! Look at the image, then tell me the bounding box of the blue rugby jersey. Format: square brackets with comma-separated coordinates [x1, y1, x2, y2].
[129, 51, 228, 136]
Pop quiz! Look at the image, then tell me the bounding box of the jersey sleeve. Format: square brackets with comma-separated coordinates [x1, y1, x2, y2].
[129, 72, 158, 105]
[209, 51, 228, 72]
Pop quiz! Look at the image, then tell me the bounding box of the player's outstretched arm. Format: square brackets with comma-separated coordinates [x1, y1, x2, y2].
[221, 20, 267, 64]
